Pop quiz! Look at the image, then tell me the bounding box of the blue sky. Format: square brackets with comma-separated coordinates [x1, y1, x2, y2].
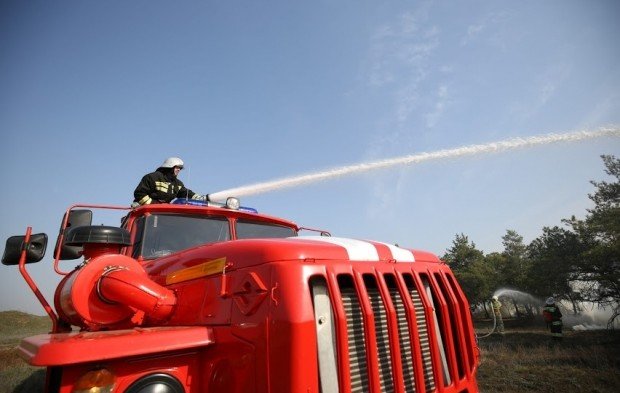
[1, 0, 619, 314]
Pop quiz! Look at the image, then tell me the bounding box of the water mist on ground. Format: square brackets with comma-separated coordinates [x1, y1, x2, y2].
[492, 287, 618, 330]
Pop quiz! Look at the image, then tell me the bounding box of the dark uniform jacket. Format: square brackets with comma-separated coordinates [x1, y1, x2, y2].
[543, 303, 563, 338]
[543, 304, 562, 323]
[133, 168, 197, 205]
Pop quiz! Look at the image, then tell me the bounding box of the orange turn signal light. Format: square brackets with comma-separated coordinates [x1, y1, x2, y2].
[166, 257, 227, 285]
[72, 368, 115, 393]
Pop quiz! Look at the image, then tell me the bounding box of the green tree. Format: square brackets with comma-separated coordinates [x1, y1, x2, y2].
[483, 252, 504, 292]
[499, 230, 529, 290]
[442, 233, 484, 271]
[455, 258, 496, 309]
[526, 226, 583, 314]
[487, 230, 533, 318]
[567, 155, 620, 323]
[442, 234, 492, 308]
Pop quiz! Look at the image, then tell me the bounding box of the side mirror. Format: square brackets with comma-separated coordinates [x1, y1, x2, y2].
[2, 233, 48, 265]
[53, 210, 93, 260]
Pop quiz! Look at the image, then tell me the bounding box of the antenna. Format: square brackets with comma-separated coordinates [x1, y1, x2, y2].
[185, 166, 191, 201]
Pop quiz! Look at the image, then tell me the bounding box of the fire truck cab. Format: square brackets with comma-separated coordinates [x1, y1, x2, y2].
[3, 198, 479, 393]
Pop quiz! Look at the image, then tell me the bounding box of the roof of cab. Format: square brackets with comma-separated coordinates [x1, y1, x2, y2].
[129, 202, 299, 230]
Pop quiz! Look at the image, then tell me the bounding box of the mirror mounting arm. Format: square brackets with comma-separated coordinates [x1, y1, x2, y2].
[53, 210, 71, 275]
[19, 227, 61, 333]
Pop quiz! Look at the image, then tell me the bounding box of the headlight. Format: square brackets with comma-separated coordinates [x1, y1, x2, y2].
[73, 368, 115, 393]
[226, 197, 240, 210]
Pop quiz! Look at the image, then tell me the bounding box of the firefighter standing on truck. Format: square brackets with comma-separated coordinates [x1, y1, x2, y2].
[132, 157, 207, 207]
[543, 296, 563, 341]
[491, 296, 505, 335]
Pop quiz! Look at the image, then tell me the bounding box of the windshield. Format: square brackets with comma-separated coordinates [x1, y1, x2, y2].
[236, 219, 297, 239]
[135, 214, 230, 259]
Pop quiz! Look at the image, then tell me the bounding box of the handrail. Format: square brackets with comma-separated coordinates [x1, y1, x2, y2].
[298, 226, 331, 237]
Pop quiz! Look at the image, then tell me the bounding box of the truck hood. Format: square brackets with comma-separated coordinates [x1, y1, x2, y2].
[143, 236, 440, 276]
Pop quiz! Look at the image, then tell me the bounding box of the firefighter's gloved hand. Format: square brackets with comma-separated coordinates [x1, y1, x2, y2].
[191, 194, 210, 202]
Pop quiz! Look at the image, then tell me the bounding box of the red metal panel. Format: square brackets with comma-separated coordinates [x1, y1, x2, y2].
[444, 270, 480, 384]
[435, 270, 469, 381]
[20, 326, 213, 366]
[266, 263, 322, 392]
[427, 272, 459, 389]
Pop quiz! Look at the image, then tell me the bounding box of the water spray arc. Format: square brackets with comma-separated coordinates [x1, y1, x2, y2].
[209, 126, 620, 201]
[477, 289, 542, 339]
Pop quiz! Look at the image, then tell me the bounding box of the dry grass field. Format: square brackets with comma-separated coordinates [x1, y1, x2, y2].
[476, 328, 620, 392]
[1, 311, 619, 392]
[0, 311, 50, 393]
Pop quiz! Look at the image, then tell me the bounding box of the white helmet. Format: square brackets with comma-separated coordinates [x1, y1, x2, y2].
[160, 157, 184, 169]
[546, 297, 555, 305]
[492, 295, 498, 301]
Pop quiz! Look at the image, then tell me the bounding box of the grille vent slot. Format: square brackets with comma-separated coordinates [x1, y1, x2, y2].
[403, 274, 436, 392]
[364, 275, 395, 392]
[339, 276, 369, 393]
[385, 275, 416, 392]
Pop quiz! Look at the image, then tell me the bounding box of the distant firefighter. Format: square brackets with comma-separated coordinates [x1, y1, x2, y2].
[491, 296, 505, 335]
[543, 297, 563, 341]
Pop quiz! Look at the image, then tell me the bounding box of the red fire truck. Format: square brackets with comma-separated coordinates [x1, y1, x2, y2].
[2, 197, 479, 393]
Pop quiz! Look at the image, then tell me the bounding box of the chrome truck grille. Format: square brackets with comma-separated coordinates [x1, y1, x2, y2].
[311, 268, 476, 393]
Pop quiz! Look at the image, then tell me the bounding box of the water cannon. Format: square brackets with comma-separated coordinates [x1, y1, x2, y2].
[54, 225, 177, 330]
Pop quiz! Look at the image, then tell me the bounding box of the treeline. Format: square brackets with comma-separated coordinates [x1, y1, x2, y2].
[442, 155, 619, 327]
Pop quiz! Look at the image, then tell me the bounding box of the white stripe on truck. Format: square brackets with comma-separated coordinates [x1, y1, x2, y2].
[298, 236, 414, 262]
[374, 241, 415, 262]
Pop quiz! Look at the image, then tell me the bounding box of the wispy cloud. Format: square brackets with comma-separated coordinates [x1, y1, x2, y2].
[425, 84, 450, 128]
[461, 22, 484, 47]
[582, 91, 620, 126]
[367, 14, 438, 89]
[467, 24, 484, 36]
[461, 11, 509, 48]
[361, 2, 449, 210]
[538, 64, 570, 105]
[509, 63, 571, 119]
[365, 4, 442, 128]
